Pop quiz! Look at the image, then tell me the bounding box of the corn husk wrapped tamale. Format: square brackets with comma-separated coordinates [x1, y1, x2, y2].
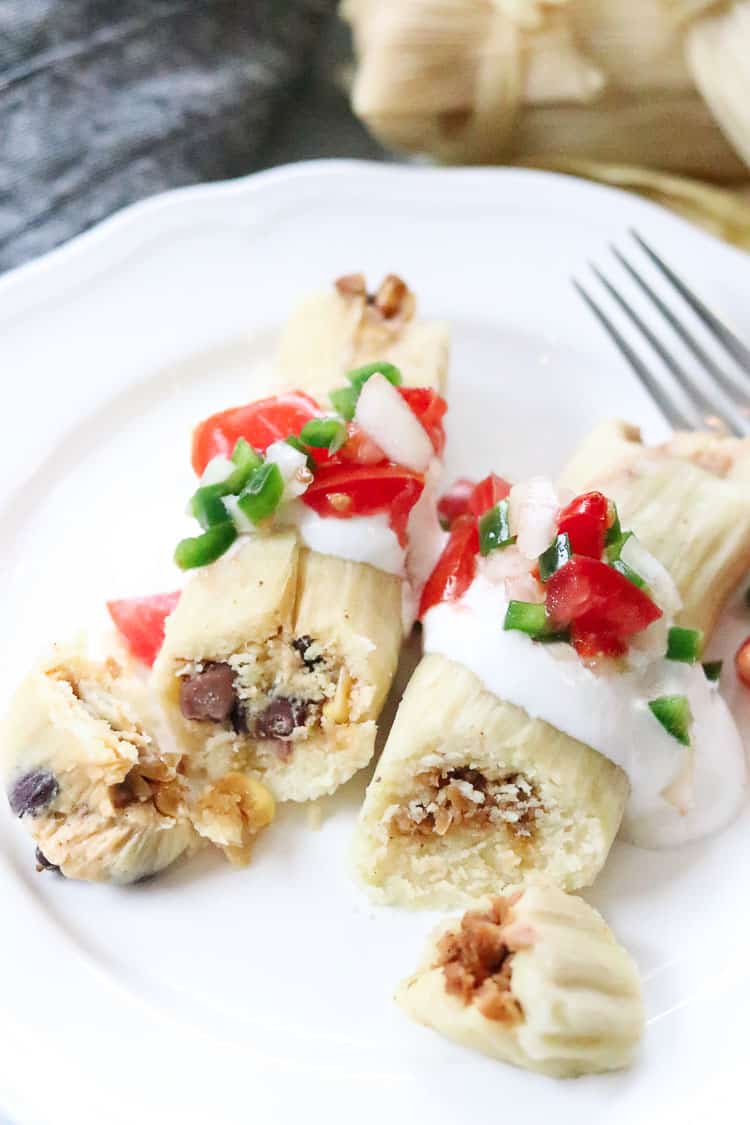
[154, 532, 403, 805]
[352, 653, 629, 908]
[560, 419, 750, 638]
[276, 273, 450, 400]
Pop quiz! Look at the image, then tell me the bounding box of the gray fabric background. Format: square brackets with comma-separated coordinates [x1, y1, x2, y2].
[0, 0, 387, 272]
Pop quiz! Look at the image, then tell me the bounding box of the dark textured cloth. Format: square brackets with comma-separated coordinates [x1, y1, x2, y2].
[0, 0, 335, 270]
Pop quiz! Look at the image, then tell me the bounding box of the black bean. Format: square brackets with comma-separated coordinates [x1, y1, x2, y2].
[253, 697, 309, 740]
[230, 699, 247, 735]
[9, 770, 59, 818]
[292, 635, 322, 667]
[35, 847, 60, 874]
[180, 662, 237, 722]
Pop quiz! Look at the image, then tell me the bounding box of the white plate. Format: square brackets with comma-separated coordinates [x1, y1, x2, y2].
[1, 161, 749, 1125]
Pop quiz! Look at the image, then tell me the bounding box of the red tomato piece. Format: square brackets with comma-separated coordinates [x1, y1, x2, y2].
[335, 424, 387, 466]
[397, 387, 448, 456]
[469, 473, 512, 518]
[557, 491, 610, 559]
[419, 514, 479, 618]
[546, 557, 662, 650]
[107, 592, 181, 667]
[302, 464, 425, 545]
[570, 627, 627, 661]
[191, 391, 322, 474]
[736, 637, 750, 688]
[437, 477, 477, 528]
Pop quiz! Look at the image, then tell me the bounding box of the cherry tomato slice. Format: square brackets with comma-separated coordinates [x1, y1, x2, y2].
[437, 477, 477, 529]
[397, 387, 448, 456]
[335, 424, 387, 466]
[419, 514, 479, 618]
[469, 473, 512, 518]
[302, 464, 425, 545]
[546, 557, 662, 648]
[191, 391, 322, 475]
[557, 491, 610, 559]
[107, 592, 181, 667]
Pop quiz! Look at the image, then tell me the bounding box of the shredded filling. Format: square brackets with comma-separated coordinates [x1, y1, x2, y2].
[176, 635, 350, 750]
[435, 895, 524, 1024]
[389, 767, 544, 838]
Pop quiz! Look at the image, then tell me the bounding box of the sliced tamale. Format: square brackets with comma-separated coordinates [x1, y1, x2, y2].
[560, 419, 750, 637]
[352, 653, 629, 908]
[153, 532, 403, 805]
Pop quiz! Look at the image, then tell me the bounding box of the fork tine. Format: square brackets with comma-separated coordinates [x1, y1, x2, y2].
[612, 244, 747, 409]
[631, 230, 750, 376]
[572, 279, 694, 431]
[590, 263, 744, 437]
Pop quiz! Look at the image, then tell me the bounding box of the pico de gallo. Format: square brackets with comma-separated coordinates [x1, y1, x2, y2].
[422, 477, 714, 746]
[178, 362, 447, 568]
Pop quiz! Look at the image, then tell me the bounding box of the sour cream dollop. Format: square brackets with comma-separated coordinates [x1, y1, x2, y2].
[423, 572, 747, 849]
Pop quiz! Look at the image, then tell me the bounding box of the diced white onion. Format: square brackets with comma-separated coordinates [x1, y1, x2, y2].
[265, 439, 313, 499]
[199, 455, 235, 486]
[354, 373, 433, 472]
[223, 494, 256, 535]
[508, 477, 560, 560]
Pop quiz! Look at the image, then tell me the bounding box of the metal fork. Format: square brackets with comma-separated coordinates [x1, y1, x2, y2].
[573, 231, 750, 436]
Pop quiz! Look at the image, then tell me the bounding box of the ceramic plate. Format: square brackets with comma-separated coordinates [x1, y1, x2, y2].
[1, 161, 749, 1125]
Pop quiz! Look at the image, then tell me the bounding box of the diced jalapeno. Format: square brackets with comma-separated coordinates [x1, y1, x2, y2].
[666, 626, 704, 664]
[648, 695, 693, 746]
[346, 361, 402, 389]
[175, 523, 237, 570]
[237, 462, 284, 524]
[605, 502, 622, 546]
[299, 417, 348, 453]
[538, 533, 572, 582]
[225, 437, 262, 492]
[190, 485, 230, 530]
[479, 499, 515, 557]
[329, 386, 360, 421]
[606, 528, 633, 563]
[503, 600, 549, 638]
[702, 660, 723, 683]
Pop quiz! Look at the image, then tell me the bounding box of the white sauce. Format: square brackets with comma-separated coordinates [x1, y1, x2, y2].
[281, 501, 406, 577]
[423, 574, 747, 848]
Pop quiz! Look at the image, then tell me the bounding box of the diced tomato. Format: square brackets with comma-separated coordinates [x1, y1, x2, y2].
[335, 424, 387, 466]
[397, 387, 448, 456]
[469, 473, 512, 518]
[546, 557, 661, 656]
[107, 592, 181, 667]
[437, 477, 477, 528]
[191, 391, 322, 474]
[419, 515, 479, 618]
[736, 637, 750, 688]
[302, 464, 425, 545]
[557, 491, 610, 559]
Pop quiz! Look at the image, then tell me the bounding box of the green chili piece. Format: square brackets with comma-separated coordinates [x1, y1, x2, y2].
[666, 626, 704, 664]
[224, 438, 262, 493]
[299, 417, 348, 453]
[479, 499, 515, 557]
[605, 503, 622, 546]
[702, 660, 723, 683]
[346, 361, 402, 390]
[190, 485, 230, 530]
[606, 528, 633, 563]
[237, 462, 284, 524]
[538, 533, 572, 582]
[503, 601, 549, 639]
[329, 385, 360, 421]
[648, 695, 693, 746]
[175, 523, 237, 570]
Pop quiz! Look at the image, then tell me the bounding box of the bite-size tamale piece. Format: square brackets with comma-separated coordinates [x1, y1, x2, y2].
[276, 273, 450, 400]
[153, 531, 402, 804]
[352, 654, 628, 908]
[560, 419, 750, 638]
[1, 641, 201, 883]
[396, 885, 644, 1078]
